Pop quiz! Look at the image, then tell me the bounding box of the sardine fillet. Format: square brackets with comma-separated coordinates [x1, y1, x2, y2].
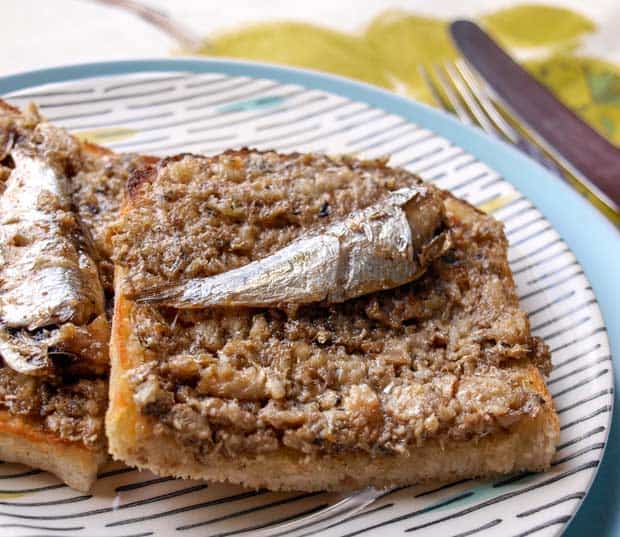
[108, 151, 559, 492]
[0, 140, 106, 324]
[0, 137, 108, 375]
[137, 187, 451, 308]
[0, 99, 147, 491]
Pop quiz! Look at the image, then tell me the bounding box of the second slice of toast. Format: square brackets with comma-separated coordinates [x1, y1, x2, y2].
[0, 100, 155, 490]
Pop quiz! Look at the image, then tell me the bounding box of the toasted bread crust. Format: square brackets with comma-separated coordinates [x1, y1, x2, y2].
[0, 410, 106, 491]
[0, 100, 21, 115]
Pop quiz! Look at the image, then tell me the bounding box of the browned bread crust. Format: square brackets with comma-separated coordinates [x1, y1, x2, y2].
[0, 411, 106, 491]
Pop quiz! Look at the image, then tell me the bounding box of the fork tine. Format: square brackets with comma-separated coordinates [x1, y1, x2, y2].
[418, 65, 446, 110]
[442, 63, 501, 137]
[243, 487, 382, 537]
[430, 64, 474, 125]
[454, 59, 520, 144]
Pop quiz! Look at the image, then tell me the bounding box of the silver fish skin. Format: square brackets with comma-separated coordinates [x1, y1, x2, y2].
[0, 328, 60, 376]
[0, 146, 105, 374]
[137, 186, 451, 309]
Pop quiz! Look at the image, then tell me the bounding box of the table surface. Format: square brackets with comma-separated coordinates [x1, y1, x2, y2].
[3, 0, 620, 76]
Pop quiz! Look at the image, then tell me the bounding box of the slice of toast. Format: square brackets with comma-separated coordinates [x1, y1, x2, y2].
[0, 414, 106, 492]
[0, 100, 154, 490]
[107, 151, 559, 491]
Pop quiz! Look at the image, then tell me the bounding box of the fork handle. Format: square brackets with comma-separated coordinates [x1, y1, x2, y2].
[451, 20, 620, 210]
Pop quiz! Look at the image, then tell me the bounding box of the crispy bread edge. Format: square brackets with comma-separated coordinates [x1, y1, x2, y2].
[0, 411, 106, 491]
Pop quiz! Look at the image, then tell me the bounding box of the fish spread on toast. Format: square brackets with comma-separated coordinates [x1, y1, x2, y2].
[107, 150, 559, 491]
[0, 100, 154, 490]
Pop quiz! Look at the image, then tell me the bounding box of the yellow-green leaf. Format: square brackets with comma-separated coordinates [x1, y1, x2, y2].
[481, 4, 595, 48]
[206, 22, 392, 89]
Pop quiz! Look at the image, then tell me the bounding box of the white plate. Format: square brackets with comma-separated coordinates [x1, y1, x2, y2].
[0, 64, 613, 537]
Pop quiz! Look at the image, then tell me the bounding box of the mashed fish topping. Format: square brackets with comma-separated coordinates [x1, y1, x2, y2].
[113, 150, 551, 458]
[0, 103, 137, 449]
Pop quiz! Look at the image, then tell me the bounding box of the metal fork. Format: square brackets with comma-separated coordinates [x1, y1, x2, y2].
[242, 487, 384, 537]
[420, 60, 620, 224]
[419, 59, 564, 175]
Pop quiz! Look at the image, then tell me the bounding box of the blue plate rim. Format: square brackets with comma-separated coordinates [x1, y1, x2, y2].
[0, 57, 616, 537]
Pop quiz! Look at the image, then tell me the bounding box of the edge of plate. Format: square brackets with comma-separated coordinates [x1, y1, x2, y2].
[0, 57, 616, 537]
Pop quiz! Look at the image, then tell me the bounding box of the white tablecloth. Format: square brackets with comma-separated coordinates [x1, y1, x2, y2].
[3, 0, 620, 76]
